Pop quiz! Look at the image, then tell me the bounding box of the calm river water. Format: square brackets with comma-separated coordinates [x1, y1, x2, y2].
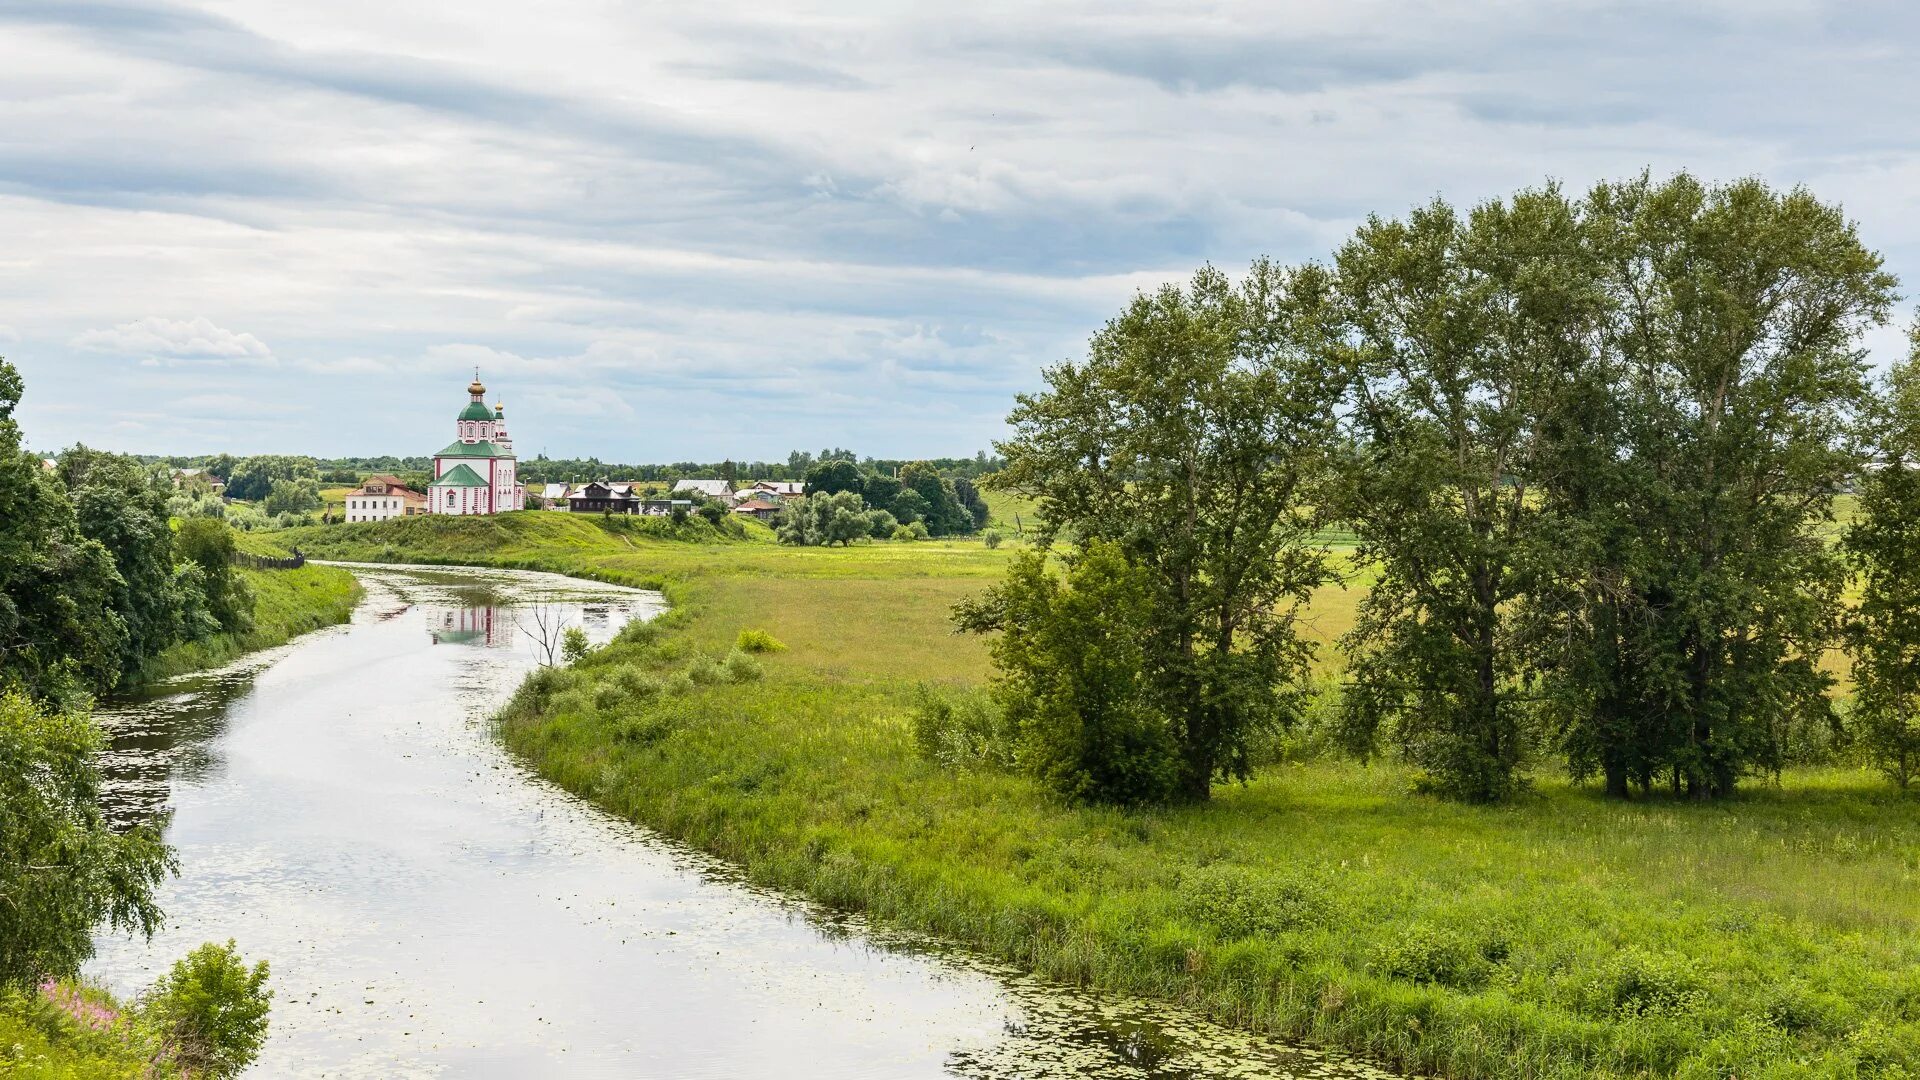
[87, 563, 1395, 1079]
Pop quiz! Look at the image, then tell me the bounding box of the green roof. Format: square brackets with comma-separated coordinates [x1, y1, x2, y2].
[431, 463, 488, 488]
[434, 440, 510, 458]
[459, 401, 494, 421]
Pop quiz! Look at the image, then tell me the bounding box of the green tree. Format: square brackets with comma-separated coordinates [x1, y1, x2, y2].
[1331, 186, 1604, 801]
[223, 455, 317, 502]
[776, 491, 873, 546]
[955, 542, 1178, 804]
[262, 476, 322, 515]
[174, 518, 253, 635]
[0, 360, 127, 701]
[1554, 175, 1893, 798]
[1844, 341, 1920, 788]
[0, 689, 175, 987]
[889, 488, 929, 526]
[802, 458, 863, 497]
[139, 940, 271, 1078]
[861, 472, 902, 510]
[60, 447, 209, 675]
[952, 476, 991, 531]
[992, 260, 1344, 801]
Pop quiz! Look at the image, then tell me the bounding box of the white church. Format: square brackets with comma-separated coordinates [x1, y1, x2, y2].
[428, 372, 526, 515]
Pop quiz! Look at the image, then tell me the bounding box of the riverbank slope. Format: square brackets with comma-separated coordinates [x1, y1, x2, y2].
[283, 512, 1920, 1079]
[133, 534, 361, 685]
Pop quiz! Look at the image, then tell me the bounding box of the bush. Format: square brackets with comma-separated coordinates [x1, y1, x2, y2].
[611, 666, 663, 699]
[685, 654, 727, 686]
[1178, 863, 1334, 938]
[561, 626, 591, 665]
[734, 628, 786, 654]
[953, 542, 1179, 805]
[722, 649, 764, 683]
[138, 941, 271, 1079]
[1370, 923, 1501, 990]
[983, 529, 1004, 550]
[910, 685, 1018, 771]
[1588, 947, 1704, 1017]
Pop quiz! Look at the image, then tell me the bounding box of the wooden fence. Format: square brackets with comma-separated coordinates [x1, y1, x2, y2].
[232, 549, 306, 570]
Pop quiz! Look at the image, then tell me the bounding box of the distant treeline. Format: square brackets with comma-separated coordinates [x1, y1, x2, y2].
[128, 447, 1008, 488]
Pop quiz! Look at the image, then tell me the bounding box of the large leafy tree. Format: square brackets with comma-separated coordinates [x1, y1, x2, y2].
[1331, 187, 1604, 801]
[59, 446, 212, 676]
[991, 260, 1344, 801]
[1554, 175, 1893, 798]
[1842, 340, 1920, 788]
[222, 454, 318, 502]
[0, 688, 175, 987]
[0, 360, 127, 701]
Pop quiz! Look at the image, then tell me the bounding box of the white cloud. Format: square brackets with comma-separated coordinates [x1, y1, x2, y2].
[4, 1, 1920, 459]
[72, 316, 275, 366]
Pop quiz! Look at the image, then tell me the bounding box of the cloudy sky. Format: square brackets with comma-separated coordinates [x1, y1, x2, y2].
[3, 0, 1917, 461]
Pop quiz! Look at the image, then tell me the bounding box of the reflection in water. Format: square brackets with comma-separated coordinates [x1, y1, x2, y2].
[89, 563, 1399, 1080]
[424, 605, 507, 647]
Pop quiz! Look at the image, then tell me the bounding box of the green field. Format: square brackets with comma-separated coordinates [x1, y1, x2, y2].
[281, 512, 1920, 1078]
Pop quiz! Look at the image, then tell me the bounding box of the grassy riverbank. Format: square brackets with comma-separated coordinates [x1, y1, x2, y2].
[0, 984, 153, 1079]
[283, 512, 1920, 1079]
[133, 534, 361, 685]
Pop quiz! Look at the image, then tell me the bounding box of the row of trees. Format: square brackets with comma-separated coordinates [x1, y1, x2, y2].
[154, 449, 1009, 491]
[801, 458, 989, 536]
[0, 360, 252, 704]
[965, 173, 1913, 805]
[775, 490, 930, 545]
[2, 360, 272, 1076]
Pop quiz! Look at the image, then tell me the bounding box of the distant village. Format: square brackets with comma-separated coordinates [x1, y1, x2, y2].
[338, 373, 815, 525]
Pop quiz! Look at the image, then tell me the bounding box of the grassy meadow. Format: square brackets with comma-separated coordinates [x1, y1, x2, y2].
[279, 511, 1920, 1079]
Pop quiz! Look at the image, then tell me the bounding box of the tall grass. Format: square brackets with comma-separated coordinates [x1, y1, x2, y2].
[281, 511, 1920, 1078]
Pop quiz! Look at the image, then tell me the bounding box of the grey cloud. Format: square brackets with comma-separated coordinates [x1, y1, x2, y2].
[666, 55, 873, 90]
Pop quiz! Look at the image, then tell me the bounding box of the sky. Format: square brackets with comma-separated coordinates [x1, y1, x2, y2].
[3, 0, 1919, 462]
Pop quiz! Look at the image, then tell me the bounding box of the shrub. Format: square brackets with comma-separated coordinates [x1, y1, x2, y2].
[685, 654, 727, 686]
[663, 671, 696, 696]
[1370, 924, 1500, 990]
[910, 685, 1019, 771]
[953, 542, 1179, 805]
[1588, 947, 1704, 1017]
[560, 626, 591, 665]
[138, 941, 271, 1079]
[734, 628, 786, 654]
[1178, 863, 1334, 938]
[611, 666, 663, 699]
[722, 649, 763, 683]
[982, 529, 1004, 549]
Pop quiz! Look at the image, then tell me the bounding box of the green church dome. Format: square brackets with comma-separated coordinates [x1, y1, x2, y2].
[459, 401, 494, 421]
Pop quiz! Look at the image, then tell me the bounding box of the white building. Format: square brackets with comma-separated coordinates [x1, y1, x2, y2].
[429, 372, 526, 515]
[344, 475, 427, 522]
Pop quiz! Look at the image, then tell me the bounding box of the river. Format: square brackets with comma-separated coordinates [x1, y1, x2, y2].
[88, 563, 1396, 1079]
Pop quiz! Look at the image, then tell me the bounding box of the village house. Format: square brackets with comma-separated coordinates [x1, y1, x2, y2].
[740, 480, 804, 501]
[731, 497, 780, 522]
[344, 474, 427, 522]
[671, 478, 736, 505]
[429, 372, 526, 515]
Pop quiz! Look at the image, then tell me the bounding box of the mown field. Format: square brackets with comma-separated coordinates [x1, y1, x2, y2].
[281, 511, 1920, 1079]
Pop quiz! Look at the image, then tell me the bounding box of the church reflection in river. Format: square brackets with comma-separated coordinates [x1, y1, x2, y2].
[424, 603, 507, 647]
